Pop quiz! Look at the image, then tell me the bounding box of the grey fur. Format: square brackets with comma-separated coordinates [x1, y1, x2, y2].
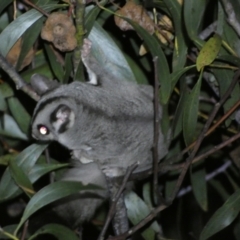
[30, 38, 169, 227]
[54, 162, 108, 228]
[31, 77, 167, 175]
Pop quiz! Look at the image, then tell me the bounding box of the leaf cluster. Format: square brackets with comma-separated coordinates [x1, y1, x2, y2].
[0, 0, 240, 240]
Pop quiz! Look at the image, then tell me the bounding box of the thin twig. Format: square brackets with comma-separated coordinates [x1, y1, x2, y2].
[22, 0, 49, 17]
[0, 53, 39, 101]
[98, 162, 138, 240]
[110, 129, 240, 240]
[108, 202, 169, 240]
[192, 131, 240, 164]
[167, 130, 240, 172]
[177, 161, 232, 198]
[20, 220, 29, 240]
[166, 93, 240, 165]
[168, 69, 240, 202]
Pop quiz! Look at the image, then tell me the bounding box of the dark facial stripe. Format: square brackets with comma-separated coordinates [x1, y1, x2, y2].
[32, 96, 71, 124]
[58, 118, 70, 133]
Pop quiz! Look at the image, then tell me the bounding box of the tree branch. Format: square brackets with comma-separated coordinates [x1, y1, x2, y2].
[0, 53, 39, 101]
[98, 162, 138, 240]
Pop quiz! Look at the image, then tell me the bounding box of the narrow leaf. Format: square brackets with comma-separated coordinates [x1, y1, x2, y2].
[85, 1, 108, 34]
[16, 18, 44, 71]
[29, 163, 69, 182]
[183, 71, 202, 146]
[0, 4, 62, 56]
[9, 159, 35, 198]
[88, 22, 136, 83]
[63, 52, 73, 83]
[0, 0, 12, 15]
[184, 0, 207, 40]
[0, 82, 14, 98]
[125, 19, 170, 103]
[200, 188, 240, 240]
[125, 191, 160, 239]
[191, 162, 208, 211]
[172, 85, 189, 138]
[164, 0, 188, 70]
[0, 153, 17, 166]
[171, 65, 195, 90]
[196, 34, 222, 71]
[7, 97, 31, 134]
[0, 144, 47, 202]
[29, 223, 79, 240]
[44, 43, 64, 82]
[15, 181, 102, 234]
[0, 114, 27, 140]
[0, 93, 7, 111]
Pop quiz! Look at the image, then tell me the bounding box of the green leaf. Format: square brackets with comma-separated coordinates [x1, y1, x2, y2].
[63, 52, 73, 83]
[15, 181, 102, 235]
[0, 224, 18, 240]
[29, 224, 79, 240]
[170, 65, 195, 92]
[142, 184, 161, 233]
[183, 71, 202, 146]
[184, 0, 207, 40]
[216, 0, 224, 36]
[216, 55, 240, 67]
[213, 69, 238, 126]
[0, 114, 27, 140]
[125, 19, 170, 103]
[21, 63, 54, 83]
[164, 0, 188, 70]
[125, 191, 160, 240]
[0, 92, 7, 111]
[16, 18, 44, 71]
[200, 188, 240, 240]
[0, 3, 62, 56]
[9, 158, 35, 198]
[0, 0, 12, 15]
[7, 97, 31, 134]
[85, 1, 108, 34]
[0, 153, 17, 166]
[191, 162, 208, 211]
[0, 144, 47, 202]
[0, 82, 14, 98]
[172, 85, 189, 138]
[44, 43, 64, 82]
[165, 171, 179, 199]
[88, 22, 136, 83]
[142, 183, 153, 209]
[196, 34, 222, 71]
[28, 163, 69, 182]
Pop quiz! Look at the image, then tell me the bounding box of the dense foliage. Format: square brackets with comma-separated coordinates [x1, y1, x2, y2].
[1, 0, 240, 239]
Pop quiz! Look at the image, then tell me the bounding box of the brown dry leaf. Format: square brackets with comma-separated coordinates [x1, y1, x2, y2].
[155, 15, 174, 45]
[6, 38, 34, 70]
[139, 14, 174, 56]
[139, 44, 148, 56]
[178, 0, 184, 5]
[114, 1, 155, 34]
[41, 12, 77, 52]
